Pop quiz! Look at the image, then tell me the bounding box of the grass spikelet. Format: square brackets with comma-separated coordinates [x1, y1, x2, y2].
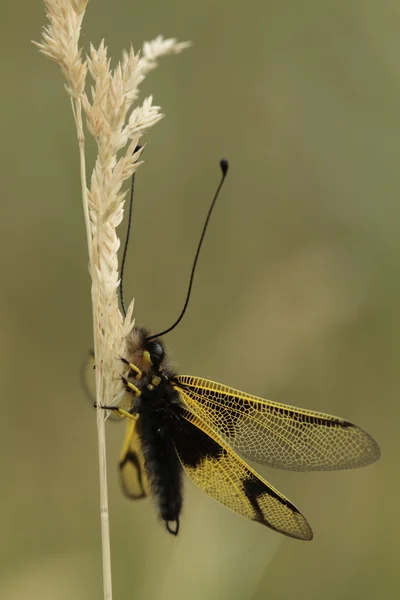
[34, 2, 189, 598]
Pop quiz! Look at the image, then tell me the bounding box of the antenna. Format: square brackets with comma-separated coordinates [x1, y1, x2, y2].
[147, 159, 229, 341]
[119, 147, 142, 316]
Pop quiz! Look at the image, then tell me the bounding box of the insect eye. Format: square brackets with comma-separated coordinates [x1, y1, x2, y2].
[149, 342, 164, 366]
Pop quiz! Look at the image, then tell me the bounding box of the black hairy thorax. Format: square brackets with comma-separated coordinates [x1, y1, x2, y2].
[123, 326, 184, 535]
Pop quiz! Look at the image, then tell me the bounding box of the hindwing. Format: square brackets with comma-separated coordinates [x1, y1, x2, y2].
[173, 409, 313, 540]
[119, 418, 150, 500]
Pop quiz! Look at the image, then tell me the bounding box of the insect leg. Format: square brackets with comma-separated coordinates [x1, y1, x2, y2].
[121, 376, 141, 397]
[120, 356, 142, 380]
[94, 404, 138, 420]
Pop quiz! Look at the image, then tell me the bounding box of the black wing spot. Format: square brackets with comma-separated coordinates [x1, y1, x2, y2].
[242, 475, 301, 527]
[175, 418, 224, 468]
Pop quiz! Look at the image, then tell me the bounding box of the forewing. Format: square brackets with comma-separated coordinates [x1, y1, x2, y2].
[174, 376, 380, 471]
[173, 409, 313, 540]
[119, 418, 150, 499]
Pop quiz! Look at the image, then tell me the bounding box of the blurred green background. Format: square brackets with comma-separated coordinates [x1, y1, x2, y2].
[0, 1, 398, 598]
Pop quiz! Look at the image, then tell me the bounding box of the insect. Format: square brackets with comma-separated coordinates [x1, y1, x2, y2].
[98, 160, 380, 540]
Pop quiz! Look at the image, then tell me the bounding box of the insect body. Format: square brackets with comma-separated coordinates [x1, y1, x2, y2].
[100, 159, 380, 540]
[119, 327, 184, 535]
[113, 326, 380, 540]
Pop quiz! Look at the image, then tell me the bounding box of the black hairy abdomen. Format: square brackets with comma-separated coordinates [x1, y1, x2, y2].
[136, 384, 183, 534]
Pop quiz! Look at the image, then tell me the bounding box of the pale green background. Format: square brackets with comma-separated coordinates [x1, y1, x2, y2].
[0, 1, 398, 599]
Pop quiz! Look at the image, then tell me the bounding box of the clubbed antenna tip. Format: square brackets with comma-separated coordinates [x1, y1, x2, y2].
[220, 159, 229, 175]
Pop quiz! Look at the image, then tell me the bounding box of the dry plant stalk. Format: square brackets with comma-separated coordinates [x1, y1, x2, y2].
[34, 2, 189, 598]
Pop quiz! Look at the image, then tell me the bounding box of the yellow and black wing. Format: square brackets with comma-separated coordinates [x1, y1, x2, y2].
[173, 409, 313, 540]
[119, 418, 150, 500]
[174, 376, 380, 471]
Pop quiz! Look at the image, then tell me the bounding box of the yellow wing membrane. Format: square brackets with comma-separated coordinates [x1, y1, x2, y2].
[119, 418, 150, 499]
[174, 376, 380, 471]
[174, 410, 313, 540]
